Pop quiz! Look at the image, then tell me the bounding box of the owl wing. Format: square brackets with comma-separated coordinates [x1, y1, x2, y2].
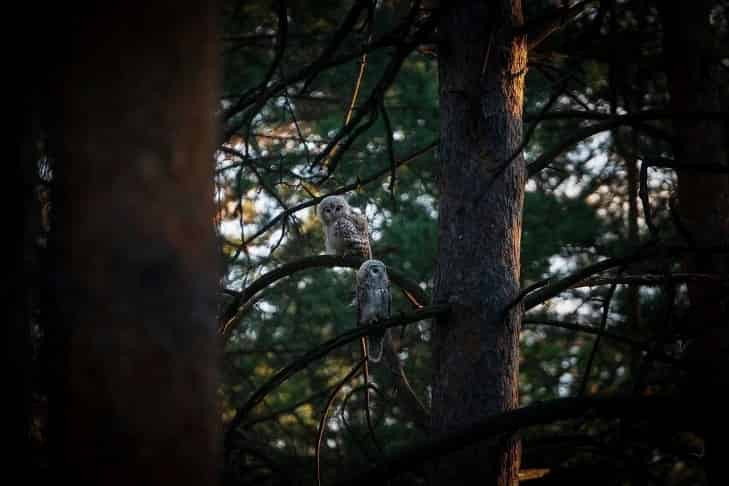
[386, 282, 391, 319]
[356, 278, 366, 326]
[350, 212, 372, 259]
[367, 287, 388, 363]
[350, 210, 369, 234]
[334, 217, 370, 258]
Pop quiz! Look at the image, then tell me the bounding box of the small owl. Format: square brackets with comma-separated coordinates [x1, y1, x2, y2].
[356, 259, 391, 362]
[317, 195, 372, 259]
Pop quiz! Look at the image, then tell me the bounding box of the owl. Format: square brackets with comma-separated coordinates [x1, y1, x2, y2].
[317, 195, 372, 259]
[356, 259, 391, 363]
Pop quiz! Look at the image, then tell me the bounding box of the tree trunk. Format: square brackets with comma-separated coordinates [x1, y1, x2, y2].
[659, 2, 729, 485]
[46, 2, 221, 484]
[432, 1, 526, 484]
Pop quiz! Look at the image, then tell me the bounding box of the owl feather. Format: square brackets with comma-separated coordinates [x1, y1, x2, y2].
[356, 260, 391, 363]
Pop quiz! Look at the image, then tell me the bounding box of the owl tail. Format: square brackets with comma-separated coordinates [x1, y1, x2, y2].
[367, 336, 384, 363]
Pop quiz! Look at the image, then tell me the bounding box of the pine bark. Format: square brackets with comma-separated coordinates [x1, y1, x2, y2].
[432, 1, 526, 484]
[659, 2, 729, 485]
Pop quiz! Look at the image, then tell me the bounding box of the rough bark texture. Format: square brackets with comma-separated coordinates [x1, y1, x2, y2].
[432, 1, 526, 484]
[659, 2, 729, 485]
[47, 2, 221, 484]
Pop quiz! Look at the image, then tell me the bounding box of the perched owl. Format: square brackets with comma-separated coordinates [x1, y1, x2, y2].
[317, 195, 372, 259]
[356, 259, 391, 362]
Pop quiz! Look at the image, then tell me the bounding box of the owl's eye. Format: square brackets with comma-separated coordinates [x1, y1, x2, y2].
[371, 268, 379, 274]
[335, 206, 342, 212]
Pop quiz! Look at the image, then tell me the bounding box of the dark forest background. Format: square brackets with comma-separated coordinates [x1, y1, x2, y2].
[8, 1, 729, 485]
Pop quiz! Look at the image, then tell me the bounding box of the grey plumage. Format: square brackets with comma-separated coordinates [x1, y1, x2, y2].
[356, 259, 391, 362]
[317, 195, 372, 259]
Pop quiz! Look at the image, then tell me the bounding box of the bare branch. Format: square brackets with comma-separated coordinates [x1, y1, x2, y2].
[521, 245, 729, 311]
[523, 1, 598, 51]
[524, 111, 729, 177]
[643, 156, 729, 174]
[523, 319, 644, 349]
[380, 100, 398, 198]
[526, 116, 629, 177]
[224, 0, 369, 124]
[224, 304, 450, 452]
[221, 255, 431, 338]
[575, 273, 727, 287]
[521, 250, 651, 312]
[578, 275, 621, 396]
[301, 0, 371, 93]
[639, 160, 659, 240]
[381, 333, 431, 429]
[317, 359, 365, 486]
[244, 383, 340, 427]
[524, 109, 729, 123]
[236, 140, 437, 250]
[334, 395, 687, 485]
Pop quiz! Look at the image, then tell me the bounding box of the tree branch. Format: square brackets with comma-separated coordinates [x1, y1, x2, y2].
[316, 359, 365, 486]
[224, 304, 450, 453]
[221, 255, 431, 336]
[223, 0, 369, 124]
[525, 110, 729, 177]
[524, 109, 729, 123]
[520, 250, 651, 312]
[574, 273, 727, 287]
[578, 275, 620, 396]
[523, 319, 643, 349]
[235, 140, 437, 250]
[523, 1, 598, 51]
[521, 245, 729, 311]
[334, 395, 688, 485]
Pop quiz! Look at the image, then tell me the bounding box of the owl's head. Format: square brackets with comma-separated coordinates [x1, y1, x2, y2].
[357, 259, 388, 284]
[317, 195, 349, 224]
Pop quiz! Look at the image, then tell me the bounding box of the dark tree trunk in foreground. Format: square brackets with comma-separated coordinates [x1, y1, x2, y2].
[660, 2, 729, 485]
[47, 2, 220, 484]
[5, 102, 39, 483]
[432, 1, 526, 484]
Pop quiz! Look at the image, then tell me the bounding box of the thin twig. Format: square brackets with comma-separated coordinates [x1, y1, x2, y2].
[237, 140, 437, 250]
[220, 255, 431, 335]
[224, 304, 450, 453]
[380, 100, 398, 203]
[578, 274, 621, 396]
[316, 359, 365, 486]
[523, 319, 644, 349]
[521, 244, 729, 311]
[360, 337, 383, 454]
[523, 0, 598, 51]
[333, 395, 686, 486]
[638, 161, 658, 240]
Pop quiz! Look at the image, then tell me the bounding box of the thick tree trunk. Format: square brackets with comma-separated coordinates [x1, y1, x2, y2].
[432, 1, 526, 484]
[47, 2, 221, 484]
[659, 2, 729, 485]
